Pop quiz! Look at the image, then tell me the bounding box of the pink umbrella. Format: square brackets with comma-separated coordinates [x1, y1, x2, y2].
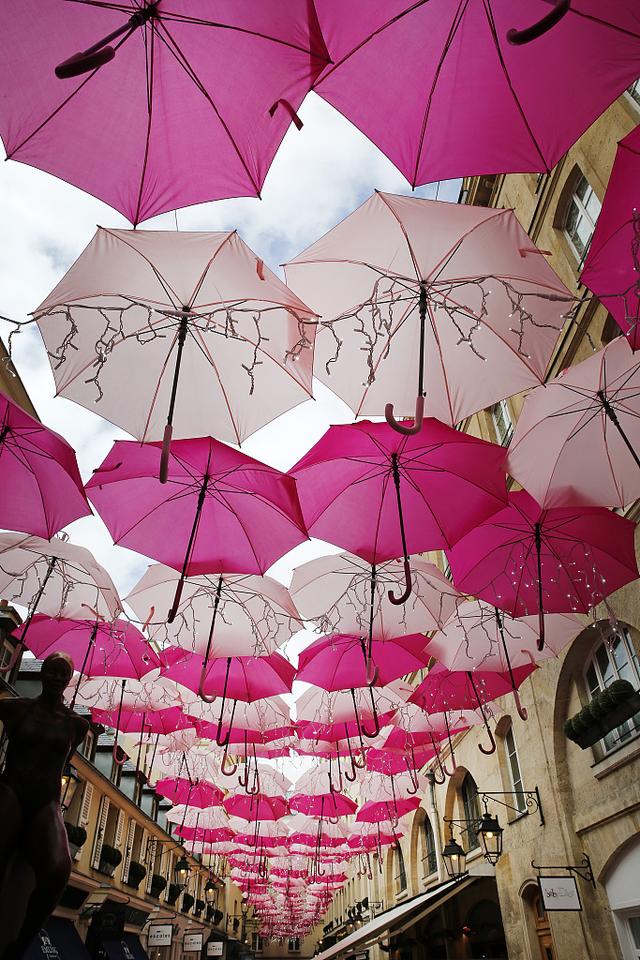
[507, 337, 640, 509]
[356, 797, 420, 825]
[365, 746, 435, 777]
[581, 124, 640, 348]
[91, 705, 195, 736]
[448, 490, 638, 648]
[0, 1, 330, 224]
[296, 632, 431, 690]
[156, 777, 224, 809]
[0, 391, 90, 539]
[410, 662, 536, 755]
[223, 794, 290, 822]
[291, 418, 506, 605]
[312, 5, 640, 186]
[284, 192, 574, 430]
[86, 436, 308, 618]
[289, 792, 357, 820]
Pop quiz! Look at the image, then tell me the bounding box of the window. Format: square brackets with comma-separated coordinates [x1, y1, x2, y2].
[422, 819, 437, 877]
[394, 845, 407, 894]
[563, 174, 601, 263]
[461, 773, 481, 851]
[288, 938, 300, 952]
[490, 400, 513, 446]
[251, 934, 263, 952]
[627, 78, 640, 108]
[78, 727, 95, 760]
[585, 628, 640, 753]
[504, 727, 526, 814]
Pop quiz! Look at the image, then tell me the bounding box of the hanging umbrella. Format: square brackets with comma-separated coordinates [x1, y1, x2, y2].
[34, 230, 317, 470]
[86, 436, 308, 619]
[291, 417, 506, 604]
[91, 705, 196, 736]
[365, 746, 435, 778]
[448, 490, 639, 649]
[295, 680, 412, 736]
[0, 391, 90, 538]
[289, 765, 358, 818]
[155, 777, 224, 809]
[0, 1, 330, 224]
[296, 632, 431, 690]
[69, 672, 187, 713]
[312, 4, 640, 187]
[290, 551, 460, 642]
[507, 336, 640, 509]
[127, 564, 301, 656]
[410, 662, 536, 755]
[581, 124, 640, 349]
[224, 794, 290, 822]
[284, 192, 574, 430]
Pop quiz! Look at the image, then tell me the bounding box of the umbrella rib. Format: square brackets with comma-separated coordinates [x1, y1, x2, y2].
[187, 232, 238, 309]
[375, 193, 421, 280]
[399, 465, 450, 548]
[130, 17, 157, 226]
[1, 434, 69, 537]
[176, 328, 243, 447]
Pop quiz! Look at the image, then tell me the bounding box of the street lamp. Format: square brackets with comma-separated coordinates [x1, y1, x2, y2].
[174, 855, 191, 890]
[442, 833, 467, 881]
[60, 764, 80, 811]
[476, 811, 503, 865]
[204, 879, 217, 904]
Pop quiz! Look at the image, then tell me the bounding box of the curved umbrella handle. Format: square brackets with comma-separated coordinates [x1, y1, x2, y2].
[198, 665, 217, 705]
[112, 743, 127, 765]
[507, 0, 570, 44]
[405, 753, 419, 795]
[512, 688, 529, 722]
[365, 657, 379, 686]
[343, 759, 356, 783]
[384, 395, 424, 436]
[388, 558, 412, 606]
[238, 761, 249, 789]
[220, 749, 237, 778]
[478, 724, 497, 755]
[352, 748, 367, 770]
[159, 424, 173, 484]
[430, 736, 447, 784]
[360, 687, 381, 739]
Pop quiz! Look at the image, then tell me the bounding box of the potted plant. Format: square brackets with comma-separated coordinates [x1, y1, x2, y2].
[150, 874, 167, 898]
[98, 844, 123, 877]
[565, 680, 640, 749]
[126, 860, 147, 890]
[167, 883, 181, 906]
[194, 899, 205, 916]
[64, 822, 87, 859]
[182, 893, 195, 913]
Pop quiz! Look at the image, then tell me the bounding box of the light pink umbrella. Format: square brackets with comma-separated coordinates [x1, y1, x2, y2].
[34, 230, 317, 468]
[507, 337, 640, 509]
[127, 564, 301, 657]
[290, 417, 506, 605]
[289, 765, 358, 817]
[312, 4, 640, 186]
[0, 391, 90, 539]
[86, 436, 308, 619]
[284, 192, 574, 430]
[0, 2, 330, 224]
[581, 124, 640, 349]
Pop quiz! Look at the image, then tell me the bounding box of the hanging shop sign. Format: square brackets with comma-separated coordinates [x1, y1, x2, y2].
[184, 934, 204, 952]
[538, 875, 582, 912]
[207, 944, 224, 957]
[148, 925, 173, 946]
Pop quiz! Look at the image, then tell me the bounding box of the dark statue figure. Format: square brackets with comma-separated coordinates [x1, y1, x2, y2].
[0, 652, 89, 959]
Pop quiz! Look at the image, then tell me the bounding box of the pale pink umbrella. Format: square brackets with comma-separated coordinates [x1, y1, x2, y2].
[34, 230, 317, 471]
[385, 702, 484, 780]
[127, 564, 301, 657]
[0, 2, 330, 224]
[312, 4, 640, 186]
[289, 765, 358, 818]
[0, 390, 90, 539]
[86, 436, 308, 619]
[91, 705, 196, 736]
[284, 192, 574, 430]
[68, 673, 186, 713]
[507, 337, 640, 509]
[295, 680, 412, 742]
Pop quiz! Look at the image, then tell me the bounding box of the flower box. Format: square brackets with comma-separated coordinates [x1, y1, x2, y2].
[564, 680, 640, 749]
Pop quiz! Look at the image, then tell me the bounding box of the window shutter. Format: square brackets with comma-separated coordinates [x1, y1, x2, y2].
[145, 837, 157, 893]
[91, 796, 110, 868]
[121, 818, 136, 882]
[79, 782, 94, 828]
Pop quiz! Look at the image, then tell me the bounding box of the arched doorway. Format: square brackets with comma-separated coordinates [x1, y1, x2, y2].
[521, 883, 555, 960]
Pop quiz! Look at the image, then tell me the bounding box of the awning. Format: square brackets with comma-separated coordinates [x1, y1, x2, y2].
[24, 917, 92, 960]
[102, 935, 149, 960]
[316, 878, 475, 960]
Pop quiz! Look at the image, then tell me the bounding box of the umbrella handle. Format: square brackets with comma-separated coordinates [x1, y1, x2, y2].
[168, 576, 185, 623]
[198, 669, 217, 705]
[478, 724, 497, 755]
[507, 0, 570, 45]
[112, 743, 127, 765]
[388, 558, 412, 606]
[512, 689, 529, 722]
[220, 748, 237, 778]
[160, 424, 173, 484]
[360, 687, 381, 739]
[384, 395, 424, 436]
[405, 754, 419, 795]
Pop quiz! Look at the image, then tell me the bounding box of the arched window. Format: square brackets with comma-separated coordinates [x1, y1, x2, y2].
[394, 845, 407, 894]
[461, 773, 481, 851]
[421, 818, 437, 877]
[584, 627, 640, 753]
[563, 172, 601, 264]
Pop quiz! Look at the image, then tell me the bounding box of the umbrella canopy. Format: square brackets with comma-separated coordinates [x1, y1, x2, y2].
[356, 797, 420, 824]
[34, 229, 317, 458]
[365, 746, 435, 777]
[290, 552, 460, 639]
[155, 777, 224, 809]
[507, 337, 640, 509]
[0, 391, 90, 539]
[0, 1, 330, 223]
[127, 565, 301, 656]
[312, 4, 640, 186]
[581, 124, 640, 349]
[67, 673, 185, 712]
[91, 705, 195, 736]
[161, 649, 296, 702]
[86, 436, 308, 619]
[296, 633, 431, 690]
[223, 794, 290, 822]
[284, 192, 574, 428]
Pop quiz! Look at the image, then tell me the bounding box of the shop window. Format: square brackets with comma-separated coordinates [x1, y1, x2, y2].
[490, 400, 513, 446]
[422, 819, 437, 877]
[584, 627, 640, 753]
[461, 773, 481, 851]
[394, 845, 407, 894]
[562, 173, 601, 264]
[504, 726, 527, 814]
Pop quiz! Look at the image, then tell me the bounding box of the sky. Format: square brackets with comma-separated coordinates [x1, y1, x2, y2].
[0, 93, 459, 759]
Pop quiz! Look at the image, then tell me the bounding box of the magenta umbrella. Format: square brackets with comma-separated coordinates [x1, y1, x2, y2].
[291, 418, 506, 605]
[289, 792, 357, 820]
[86, 436, 308, 619]
[223, 794, 290, 822]
[91, 705, 195, 736]
[356, 797, 420, 825]
[581, 124, 640, 349]
[296, 632, 431, 690]
[448, 490, 639, 649]
[155, 776, 224, 809]
[0, 1, 330, 224]
[365, 746, 435, 777]
[0, 391, 90, 539]
[313, 4, 640, 186]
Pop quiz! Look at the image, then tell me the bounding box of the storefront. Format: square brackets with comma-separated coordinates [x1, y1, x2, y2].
[24, 917, 92, 960]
